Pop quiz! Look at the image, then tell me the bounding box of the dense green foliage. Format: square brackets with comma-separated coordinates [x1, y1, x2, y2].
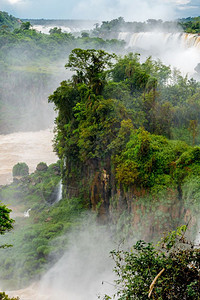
[0, 21, 124, 66]
[0, 204, 13, 239]
[12, 162, 29, 177]
[36, 162, 48, 172]
[179, 16, 200, 34]
[93, 16, 200, 36]
[92, 17, 181, 38]
[50, 49, 200, 207]
[0, 189, 14, 248]
[105, 226, 200, 299]
[0, 11, 20, 31]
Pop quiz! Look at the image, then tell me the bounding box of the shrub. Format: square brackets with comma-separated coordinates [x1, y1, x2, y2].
[106, 226, 200, 300]
[36, 162, 48, 172]
[12, 162, 29, 177]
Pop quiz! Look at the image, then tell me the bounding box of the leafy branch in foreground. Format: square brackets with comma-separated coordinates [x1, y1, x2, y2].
[105, 225, 200, 299]
[0, 203, 15, 297]
[0, 204, 14, 235]
[0, 292, 19, 300]
[0, 204, 14, 248]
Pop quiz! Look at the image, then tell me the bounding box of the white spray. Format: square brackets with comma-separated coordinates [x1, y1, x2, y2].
[118, 31, 200, 75]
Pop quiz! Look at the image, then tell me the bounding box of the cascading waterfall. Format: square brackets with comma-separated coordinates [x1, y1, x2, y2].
[118, 31, 200, 75]
[118, 32, 200, 51]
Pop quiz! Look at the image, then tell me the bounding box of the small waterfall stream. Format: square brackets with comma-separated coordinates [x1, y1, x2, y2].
[24, 208, 31, 218]
[55, 180, 63, 203]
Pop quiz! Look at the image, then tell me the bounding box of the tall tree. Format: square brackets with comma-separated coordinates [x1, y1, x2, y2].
[66, 48, 116, 94]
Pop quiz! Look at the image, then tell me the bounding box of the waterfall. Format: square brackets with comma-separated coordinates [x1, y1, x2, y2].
[118, 31, 200, 75]
[118, 32, 200, 51]
[24, 208, 31, 218]
[55, 180, 63, 203]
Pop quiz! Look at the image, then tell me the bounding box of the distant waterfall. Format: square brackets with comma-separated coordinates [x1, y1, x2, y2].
[118, 32, 200, 75]
[118, 32, 200, 51]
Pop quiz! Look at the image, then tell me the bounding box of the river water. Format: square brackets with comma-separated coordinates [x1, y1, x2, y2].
[0, 129, 57, 185]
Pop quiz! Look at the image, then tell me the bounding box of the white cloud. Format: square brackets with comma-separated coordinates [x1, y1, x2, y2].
[3, 0, 24, 5]
[178, 5, 198, 10]
[164, 0, 191, 4]
[8, 0, 22, 4]
[71, 0, 176, 21]
[176, 0, 191, 4]
[1, 0, 199, 20]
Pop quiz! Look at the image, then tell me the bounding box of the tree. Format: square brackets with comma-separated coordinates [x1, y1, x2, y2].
[81, 31, 89, 38]
[49, 27, 62, 34]
[105, 226, 200, 299]
[12, 162, 29, 177]
[36, 162, 48, 172]
[20, 21, 31, 31]
[0, 204, 14, 240]
[65, 48, 116, 94]
[0, 196, 14, 250]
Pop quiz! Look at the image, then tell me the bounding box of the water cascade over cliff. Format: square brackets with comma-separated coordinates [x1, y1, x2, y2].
[118, 32, 200, 51]
[118, 32, 200, 74]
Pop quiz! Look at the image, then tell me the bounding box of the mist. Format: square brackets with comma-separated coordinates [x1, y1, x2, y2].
[7, 215, 119, 300]
[0, 59, 70, 133]
[25, 18, 200, 77]
[118, 31, 200, 76]
[38, 217, 116, 300]
[30, 20, 97, 35]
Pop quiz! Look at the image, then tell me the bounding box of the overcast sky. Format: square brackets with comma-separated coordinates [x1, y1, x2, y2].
[1, 0, 200, 20]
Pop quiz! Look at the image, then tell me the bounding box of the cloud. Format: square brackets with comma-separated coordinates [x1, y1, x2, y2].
[176, 0, 191, 4]
[1, 0, 30, 18]
[8, 0, 22, 4]
[178, 5, 199, 10]
[2, 0, 27, 6]
[170, 0, 191, 4]
[0, 0, 199, 20]
[163, 0, 191, 4]
[71, 0, 176, 21]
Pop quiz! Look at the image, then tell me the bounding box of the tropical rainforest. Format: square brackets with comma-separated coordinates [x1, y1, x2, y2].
[0, 15, 124, 133]
[1, 11, 200, 299]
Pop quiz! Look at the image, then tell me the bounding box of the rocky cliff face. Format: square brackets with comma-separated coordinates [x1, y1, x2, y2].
[63, 163, 196, 239]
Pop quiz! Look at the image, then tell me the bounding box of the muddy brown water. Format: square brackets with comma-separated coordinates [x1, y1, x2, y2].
[0, 129, 57, 185]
